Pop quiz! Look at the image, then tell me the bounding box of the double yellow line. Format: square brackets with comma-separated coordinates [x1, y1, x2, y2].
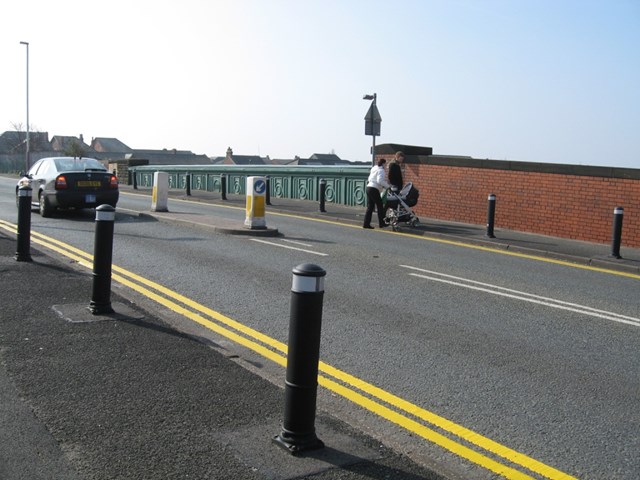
[0, 219, 576, 480]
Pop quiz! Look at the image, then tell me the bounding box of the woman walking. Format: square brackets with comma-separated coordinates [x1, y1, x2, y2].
[363, 158, 389, 229]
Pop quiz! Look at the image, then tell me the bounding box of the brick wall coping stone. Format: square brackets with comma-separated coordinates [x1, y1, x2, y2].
[375, 143, 639, 180]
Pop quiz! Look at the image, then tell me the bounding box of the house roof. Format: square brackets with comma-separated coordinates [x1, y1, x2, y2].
[224, 155, 267, 165]
[309, 153, 342, 162]
[50, 135, 95, 153]
[91, 137, 133, 153]
[270, 158, 296, 165]
[0, 131, 51, 153]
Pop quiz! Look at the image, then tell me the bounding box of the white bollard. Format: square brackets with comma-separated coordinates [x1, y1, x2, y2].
[151, 171, 169, 212]
[245, 176, 267, 229]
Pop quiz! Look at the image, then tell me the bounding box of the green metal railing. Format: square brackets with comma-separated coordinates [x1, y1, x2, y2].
[132, 165, 370, 207]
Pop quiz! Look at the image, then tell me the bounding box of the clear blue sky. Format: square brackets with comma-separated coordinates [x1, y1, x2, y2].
[2, 0, 638, 167]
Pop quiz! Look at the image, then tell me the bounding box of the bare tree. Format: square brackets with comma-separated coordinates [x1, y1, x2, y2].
[64, 139, 87, 159]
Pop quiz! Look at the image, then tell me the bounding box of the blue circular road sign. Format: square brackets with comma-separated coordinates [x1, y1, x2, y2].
[254, 179, 266, 195]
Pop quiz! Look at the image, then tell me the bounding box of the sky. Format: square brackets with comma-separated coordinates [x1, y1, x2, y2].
[1, 0, 639, 168]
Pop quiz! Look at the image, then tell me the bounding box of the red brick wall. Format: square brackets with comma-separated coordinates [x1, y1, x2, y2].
[378, 152, 640, 248]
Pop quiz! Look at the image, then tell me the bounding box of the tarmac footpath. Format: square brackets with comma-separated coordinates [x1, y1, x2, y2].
[0, 231, 444, 479]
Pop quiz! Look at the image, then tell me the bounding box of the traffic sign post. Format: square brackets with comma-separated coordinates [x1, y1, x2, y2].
[244, 176, 267, 229]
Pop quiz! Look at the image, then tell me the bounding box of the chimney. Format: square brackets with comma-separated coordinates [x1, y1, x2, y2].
[79, 134, 84, 144]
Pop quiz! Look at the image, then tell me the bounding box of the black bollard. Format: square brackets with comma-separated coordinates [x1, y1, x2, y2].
[15, 185, 33, 262]
[89, 205, 116, 315]
[319, 179, 326, 213]
[274, 264, 326, 454]
[486, 193, 496, 238]
[186, 173, 191, 196]
[266, 175, 272, 205]
[133, 169, 138, 190]
[220, 174, 227, 200]
[610, 207, 624, 259]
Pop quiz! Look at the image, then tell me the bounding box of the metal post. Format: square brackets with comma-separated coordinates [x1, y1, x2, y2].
[274, 264, 326, 454]
[265, 175, 272, 205]
[610, 207, 624, 259]
[371, 134, 376, 167]
[371, 94, 377, 166]
[319, 179, 326, 213]
[20, 41, 30, 171]
[220, 174, 227, 200]
[89, 205, 116, 315]
[186, 173, 191, 196]
[15, 185, 33, 262]
[486, 193, 496, 238]
[132, 169, 138, 190]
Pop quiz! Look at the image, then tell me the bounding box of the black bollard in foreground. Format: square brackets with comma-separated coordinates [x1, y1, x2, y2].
[186, 173, 191, 196]
[133, 169, 138, 190]
[220, 174, 227, 200]
[319, 179, 326, 213]
[610, 207, 624, 259]
[486, 193, 497, 238]
[89, 205, 116, 315]
[15, 185, 33, 262]
[266, 175, 272, 205]
[274, 264, 326, 454]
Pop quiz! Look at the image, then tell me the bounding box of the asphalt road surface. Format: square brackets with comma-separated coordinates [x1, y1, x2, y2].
[1, 177, 638, 479]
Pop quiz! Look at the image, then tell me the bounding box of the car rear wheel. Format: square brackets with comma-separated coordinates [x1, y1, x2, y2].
[39, 193, 54, 217]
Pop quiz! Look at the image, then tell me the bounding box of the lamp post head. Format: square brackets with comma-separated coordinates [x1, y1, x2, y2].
[20, 41, 29, 46]
[363, 94, 375, 101]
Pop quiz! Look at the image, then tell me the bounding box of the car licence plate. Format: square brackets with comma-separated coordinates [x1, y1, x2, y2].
[85, 194, 96, 203]
[77, 180, 101, 187]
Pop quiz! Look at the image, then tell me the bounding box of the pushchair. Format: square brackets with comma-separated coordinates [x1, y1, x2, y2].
[384, 182, 420, 230]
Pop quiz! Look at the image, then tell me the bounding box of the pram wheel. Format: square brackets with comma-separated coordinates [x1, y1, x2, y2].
[410, 218, 420, 227]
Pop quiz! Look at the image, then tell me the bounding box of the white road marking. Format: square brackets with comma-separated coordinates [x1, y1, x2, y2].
[281, 239, 314, 247]
[400, 265, 640, 328]
[250, 238, 327, 256]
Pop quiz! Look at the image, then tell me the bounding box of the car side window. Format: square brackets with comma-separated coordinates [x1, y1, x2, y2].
[40, 161, 55, 175]
[28, 160, 44, 176]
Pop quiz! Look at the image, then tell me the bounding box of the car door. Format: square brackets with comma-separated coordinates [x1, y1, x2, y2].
[25, 159, 47, 206]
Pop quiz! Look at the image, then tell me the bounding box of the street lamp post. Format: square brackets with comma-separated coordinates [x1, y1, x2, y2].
[20, 41, 30, 171]
[363, 93, 381, 166]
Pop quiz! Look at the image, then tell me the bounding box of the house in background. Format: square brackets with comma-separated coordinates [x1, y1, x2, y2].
[1, 131, 363, 174]
[289, 153, 357, 166]
[50, 134, 95, 155]
[215, 148, 361, 166]
[217, 147, 269, 165]
[90, 137, 134, 154]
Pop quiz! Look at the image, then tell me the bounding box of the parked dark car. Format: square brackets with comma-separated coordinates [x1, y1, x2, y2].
[16, 157, 119, 217]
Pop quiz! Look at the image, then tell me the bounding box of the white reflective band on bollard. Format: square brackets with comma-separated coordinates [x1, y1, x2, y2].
[18, 189, 32, 197]
[614, 207, 624, 214]
[488, 194, 496, 200]
[96, 210, 116, 222]
[292, 275, 325, 293]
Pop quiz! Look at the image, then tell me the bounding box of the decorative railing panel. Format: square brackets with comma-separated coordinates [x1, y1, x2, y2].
[133, 165, 370, 207]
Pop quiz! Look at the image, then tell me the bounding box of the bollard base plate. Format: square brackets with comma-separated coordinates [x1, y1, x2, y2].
[88, 303, 115, 315]
[272, 432, 324, 455]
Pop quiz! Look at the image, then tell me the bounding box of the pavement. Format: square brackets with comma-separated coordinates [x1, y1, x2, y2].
[1, 187, 639, 480]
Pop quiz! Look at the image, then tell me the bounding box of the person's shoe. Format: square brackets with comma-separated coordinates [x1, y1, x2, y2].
[363, 225, 374, 229]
